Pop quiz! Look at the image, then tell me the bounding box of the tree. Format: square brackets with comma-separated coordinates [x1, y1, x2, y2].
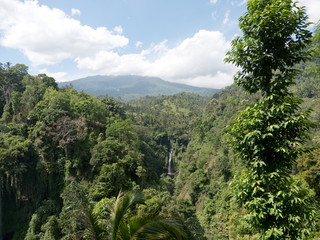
[111, 190, 186, 240]
[0, 63, 28, 105]
[51, 116, 87, 160]
[225, 0, 315, 238]
[297, 148, 320, 197]
[0, 130, 32, 197]
[60, 181, 99, 240]
[9, 74, 58, 122]
[90, 118, 145, 199]
[60, 182, 186, 240]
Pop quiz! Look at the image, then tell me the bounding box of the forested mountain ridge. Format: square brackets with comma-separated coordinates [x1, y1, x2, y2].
[58, 75, 219, 100]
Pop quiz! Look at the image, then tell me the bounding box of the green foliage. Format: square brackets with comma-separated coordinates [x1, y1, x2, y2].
[91, 197, 115, 239]
[111, 190, 187, 240]
[297, 148, 320, 197]
[231, 170, 315, 239]
[59, 182, 186, 240]
[31, 87, 111, 124]
[1, 58, 320, 239]
[227, 95, 312, 172]
[60, 181, 99, 240]
[0, 128, 32, 194]
[127, 92, 207, 136]
[25, 200, 61, 240]
[225, 0, 316, 238]
[306, 23, 320, 77]
[40, 216, 61, 240]
[31, 87, 72, 124]
[0, 62, 28, 106]
[0, 103, 12, 123]
[89, 118, 145, 199]
[10, 74, 58, 122]
[225, 0, 312, 95]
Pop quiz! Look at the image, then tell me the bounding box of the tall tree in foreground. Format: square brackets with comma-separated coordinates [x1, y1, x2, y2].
[225, 0, 315, 239]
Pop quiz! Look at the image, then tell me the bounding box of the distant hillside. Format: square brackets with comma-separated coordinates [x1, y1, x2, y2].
[58, 75, 219, 100]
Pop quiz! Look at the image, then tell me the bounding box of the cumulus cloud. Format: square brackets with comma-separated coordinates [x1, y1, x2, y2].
[238, 0, 247, 6]
[135, 41, 143, 48]
[113, 26, 123, 34]
[71, 8, 81, 16]
[298, 0, 320, 24]
[39, 68, 68, 82]
[0, 0, 128, 66]
[0, 0, 236, 88]
[76, 30, 237, 88]
[210, 0, 218, 4]
[223, 10, 230, 25]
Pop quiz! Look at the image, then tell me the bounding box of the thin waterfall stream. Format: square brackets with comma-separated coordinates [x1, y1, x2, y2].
[168, 140, 174, 175]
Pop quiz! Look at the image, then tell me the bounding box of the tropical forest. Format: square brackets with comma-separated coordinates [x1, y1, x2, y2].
[1, 0, 320, 239]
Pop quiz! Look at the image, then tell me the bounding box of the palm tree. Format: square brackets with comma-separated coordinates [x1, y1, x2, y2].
[111, 190, 187, 240]
[61, 182, 186, 240]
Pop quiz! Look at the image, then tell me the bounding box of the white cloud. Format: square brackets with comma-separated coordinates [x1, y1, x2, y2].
[298, 0, 320, 24]
[0, 0, 237, 88]
[239, 0, 247, 6]
[76, 30, 237, 88]
[71, 8, 81, 16]
[141, 40, 169, 60]
[176, 72, 233, 89]
[223, 10, 230, 25]
[0, 0, 128, 66]
[231, 0, 247, 6]
[211, 11, 217, 20]
[135, 41, 143, 48]
[76, 51, 149, 76]
[39, 68, 68, 82]
[210, 0, 218, 4]
[113, 25, 123, 34]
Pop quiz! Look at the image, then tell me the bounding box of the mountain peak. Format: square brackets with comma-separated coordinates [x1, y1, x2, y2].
[58, 75, 219, 100]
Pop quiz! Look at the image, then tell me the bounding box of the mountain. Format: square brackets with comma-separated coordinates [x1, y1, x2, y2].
[58, 75, 219, 100]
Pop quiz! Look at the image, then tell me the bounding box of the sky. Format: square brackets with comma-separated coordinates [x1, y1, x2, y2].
[0, 0, 319, 89]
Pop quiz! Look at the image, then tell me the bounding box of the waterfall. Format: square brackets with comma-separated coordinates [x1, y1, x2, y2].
[168, 140, 174, 175]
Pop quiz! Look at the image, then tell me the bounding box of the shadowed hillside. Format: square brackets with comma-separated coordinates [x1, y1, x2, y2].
[58, 75, 219, 100]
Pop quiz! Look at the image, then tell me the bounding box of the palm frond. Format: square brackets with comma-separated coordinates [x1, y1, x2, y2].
[128, 215, 187, 240]
[112, 190, 145, 240]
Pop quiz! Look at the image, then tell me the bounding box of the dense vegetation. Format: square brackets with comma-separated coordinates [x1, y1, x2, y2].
[226, 0, 315, 238]
[1, 1, 320, 239]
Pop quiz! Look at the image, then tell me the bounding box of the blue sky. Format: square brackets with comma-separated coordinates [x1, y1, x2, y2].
[0, 0, 319, 88]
